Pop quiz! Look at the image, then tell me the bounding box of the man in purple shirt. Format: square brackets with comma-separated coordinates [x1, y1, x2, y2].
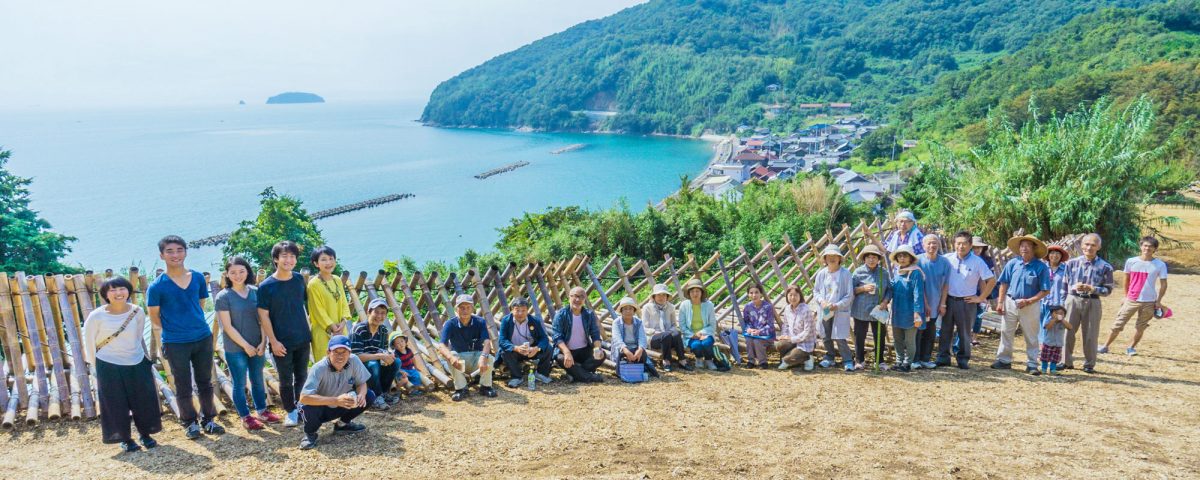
[1061, 233, 1115, 373]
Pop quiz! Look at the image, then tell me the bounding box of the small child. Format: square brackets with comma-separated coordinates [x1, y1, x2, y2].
[1039, 306, 1068, 374]
[390, 332, 426, 395]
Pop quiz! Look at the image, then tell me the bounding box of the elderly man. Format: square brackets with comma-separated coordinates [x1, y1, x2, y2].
[992, 235, 1051, 374]
[914, 234, 949, 369]
[298, 335, 371, 450]
[1103, 236, 1170, 356]
[1062, 233, 1115, 373]
[553, 287, 605, 383]
[437, 294, 497, 401]
[496, 297, 554, 389]
[938, 231, 996, 369]
[883, 210, 925, 254]
[350, 298, 398, 409]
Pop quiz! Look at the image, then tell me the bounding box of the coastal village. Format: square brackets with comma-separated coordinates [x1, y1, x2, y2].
[698, 107, 911, 204]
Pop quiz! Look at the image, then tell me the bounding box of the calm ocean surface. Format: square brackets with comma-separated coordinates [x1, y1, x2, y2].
[2, 102, 711, 272]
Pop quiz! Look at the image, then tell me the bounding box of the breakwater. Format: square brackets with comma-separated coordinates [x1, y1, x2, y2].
[474, 161, 530, 179]
[550, 143, 586, 154]
[188, 193, 415, 247]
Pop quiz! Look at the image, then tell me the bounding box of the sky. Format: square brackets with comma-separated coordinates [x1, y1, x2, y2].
[0, 1, 645, 110]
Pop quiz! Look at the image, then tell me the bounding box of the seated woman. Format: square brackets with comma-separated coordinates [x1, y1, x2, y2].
[889, 245, 925, 372]
[678, 279, 719, 370]
[776, 285, 819, 371]
[741, 283, 777, 369]
[642, 284, 691, 372]
[611, 297, 659, 379]
[83, 276, 162, 453]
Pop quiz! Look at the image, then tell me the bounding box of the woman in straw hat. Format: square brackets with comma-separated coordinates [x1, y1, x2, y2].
[642, 284, 691, 372]
[1039, 245, 1071, 374]
[611, 296, 659, 379]
[678, 278, 719, 370]
[851, 244, 892, 371]
[814, 245, 855, 372]
[889, 245, 925, 372]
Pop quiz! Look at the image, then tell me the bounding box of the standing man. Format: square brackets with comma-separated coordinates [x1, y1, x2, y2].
[938, 231, 996, 369]
[147, 235, 226, 439]
[1102, 236, 1168, 356]
[297, 335, 371, 450]
[914, 234, 949, 370]
[992, 235, 1051, 375]
[1061, 233, 1115, 373]
[437, 295, 497, 401]
[257, 241, 311, 427]
[553, 287, 605, 383]
[496, 297, 554, 389]
[883, 210, 925, 255]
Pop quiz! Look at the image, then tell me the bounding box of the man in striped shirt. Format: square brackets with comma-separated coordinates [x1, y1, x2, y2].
[1061, 233, 1115, 374]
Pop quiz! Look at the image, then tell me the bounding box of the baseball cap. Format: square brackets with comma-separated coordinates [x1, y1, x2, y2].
[328, 335, 352, 352]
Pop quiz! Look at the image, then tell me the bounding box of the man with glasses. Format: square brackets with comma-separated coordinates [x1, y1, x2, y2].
[1061, 233, 1115, 373]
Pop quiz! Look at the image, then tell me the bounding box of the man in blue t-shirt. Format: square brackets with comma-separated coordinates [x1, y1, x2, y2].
[146, 235, 226, 439]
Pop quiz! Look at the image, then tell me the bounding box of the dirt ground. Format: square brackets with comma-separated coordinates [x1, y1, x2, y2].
[3, 207, 1199, 479]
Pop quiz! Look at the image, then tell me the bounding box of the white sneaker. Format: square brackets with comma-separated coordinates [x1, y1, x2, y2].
[923, 361, 937, 369]
[777, 361, 790, 370]
[803, 358, 814, 371]
[705, 360, 717, 370]
[911, 362, 923, 370]
[534, 373, 554, 384]
[283, 409, 299, 427]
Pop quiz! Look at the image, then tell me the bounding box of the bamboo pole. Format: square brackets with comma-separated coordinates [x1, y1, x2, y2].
[2, 376, 17, 429]
[69, 275, 99, 417]
[0, 273, 28, 409]
[52, 275, 94, 419]
[383, 274, 450, 386]
[31, 276, 70, 417]
[13, 273, 48, 414]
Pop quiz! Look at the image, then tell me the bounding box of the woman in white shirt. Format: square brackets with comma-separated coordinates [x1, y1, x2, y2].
[83, 276, 162, 453]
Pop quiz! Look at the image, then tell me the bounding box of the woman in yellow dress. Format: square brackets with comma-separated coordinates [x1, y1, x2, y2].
[306, 245, 351, 361]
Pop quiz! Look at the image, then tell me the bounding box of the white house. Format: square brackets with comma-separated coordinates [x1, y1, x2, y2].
[709, 163, 751, 183]
[702, 175, 743, 201]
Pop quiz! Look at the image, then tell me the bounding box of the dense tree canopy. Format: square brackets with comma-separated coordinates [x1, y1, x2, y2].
[223, 187, 326, 270]
[0, 149, 77, 272]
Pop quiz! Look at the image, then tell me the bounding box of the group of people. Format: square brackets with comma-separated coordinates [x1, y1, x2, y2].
[81, 215, 1171, 452]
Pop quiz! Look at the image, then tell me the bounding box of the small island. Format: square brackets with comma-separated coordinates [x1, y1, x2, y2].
[266, 92, 325, 104]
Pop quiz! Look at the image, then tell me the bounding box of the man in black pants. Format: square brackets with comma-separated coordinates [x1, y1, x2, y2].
[257, 241, 311, 427]
[496, 297, 554, 388]
[937, 231, 996, 369]
[552, 287, 605, 383]
[147, 235, 226, 439]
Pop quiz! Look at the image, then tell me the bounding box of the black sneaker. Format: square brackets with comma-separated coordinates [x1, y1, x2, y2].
[333, 420, 366, 434]
[299, 433, 318, 450]
[662, 362, 674, 373]
[679, 362, 695, 372]
[479, 386, 498, 398]
[119, 440, 142, 453]
[1026, 366, 1041, 376]
[1057, 363, 1073, 370]
[139, 435, 158, 449]
[184, 422, 202, 440]
[586, 372, 605, 383]
[936, 360, 952, 367]
[1083, 366, 1097, 374]
[957, 361, 970, 370]
[203, 420, 226, 435]
[990, 361, 1012, 370]
[452, 389, 468, 401]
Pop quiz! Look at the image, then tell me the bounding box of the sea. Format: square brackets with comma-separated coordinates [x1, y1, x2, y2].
[1, 102, 712, 273]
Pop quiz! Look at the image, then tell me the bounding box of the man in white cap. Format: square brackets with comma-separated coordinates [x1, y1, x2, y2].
[351, 297, 399, 408]
[883, 210, 925, 254]
[298, 335, 371, 450]
[437, 294, 496, 401]
[552, 286, 605, 383]
[993, 235, 1051, 375]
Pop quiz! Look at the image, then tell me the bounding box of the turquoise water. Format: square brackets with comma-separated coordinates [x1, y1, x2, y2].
[2, 103, 711, 272]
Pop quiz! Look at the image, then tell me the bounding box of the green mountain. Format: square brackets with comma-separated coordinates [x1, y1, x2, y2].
[420, 0, 1159, 135]
[905, 1, 1200, 161]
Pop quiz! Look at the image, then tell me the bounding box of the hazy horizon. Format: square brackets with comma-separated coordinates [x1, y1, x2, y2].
[0, 1, 645, 110]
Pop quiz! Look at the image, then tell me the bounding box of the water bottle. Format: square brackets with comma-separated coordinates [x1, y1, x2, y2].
[527, 370, 536, 391]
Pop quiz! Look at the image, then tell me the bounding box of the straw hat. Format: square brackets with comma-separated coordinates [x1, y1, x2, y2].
[683, 278, 706, 299]
[972, 236, 988, 248]
[857, 244, 884, 263]
[1007, 234, 1048, 258]
[889, 244, 918, 265]
[650, 283, 672, 298]
[1045, 245, 1070, 261]
[820, 245, 844, 262]
[616, 296, 638, 314]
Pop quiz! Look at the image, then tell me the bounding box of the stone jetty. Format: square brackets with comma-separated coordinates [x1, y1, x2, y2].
[474, 161, 530, 179]
[549, 143, 587, 154]
[189, 193, 415, 248]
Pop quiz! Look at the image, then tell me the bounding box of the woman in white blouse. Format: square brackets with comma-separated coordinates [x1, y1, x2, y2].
[83, 276, 162, 453]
